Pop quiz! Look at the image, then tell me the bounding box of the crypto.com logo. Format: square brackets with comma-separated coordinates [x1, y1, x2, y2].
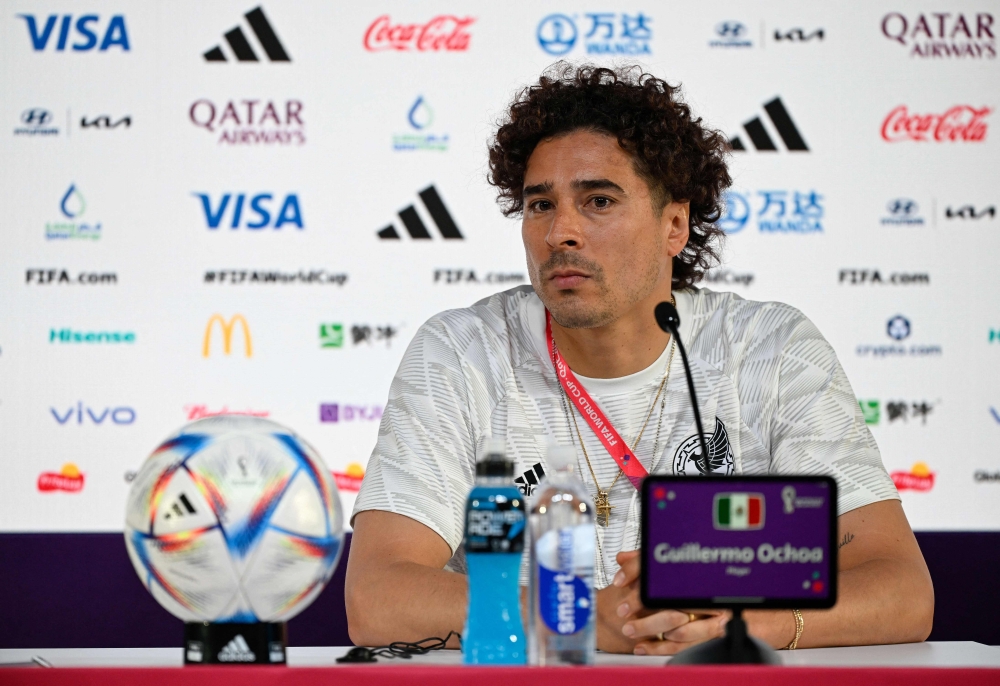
[882, 105, 992, 142]
[363, 15, 474, 51]
[203, 314, 252, 358]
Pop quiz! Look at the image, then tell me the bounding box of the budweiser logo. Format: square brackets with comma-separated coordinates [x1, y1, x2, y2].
[881, 105, 992, 142]
[38, 464, 85, 492]
[363, 15, 474, 51]
[184, 404, 269, 420]
[891, 463, 935, 492]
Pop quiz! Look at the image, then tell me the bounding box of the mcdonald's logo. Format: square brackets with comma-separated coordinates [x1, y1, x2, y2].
[203, 314, 252, 358]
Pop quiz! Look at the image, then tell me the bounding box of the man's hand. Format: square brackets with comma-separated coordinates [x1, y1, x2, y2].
[603, 549, 728, 655]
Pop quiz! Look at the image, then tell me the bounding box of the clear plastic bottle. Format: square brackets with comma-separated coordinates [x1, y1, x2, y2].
[528, 445, 596, 665]
[462, 438, 526, 665]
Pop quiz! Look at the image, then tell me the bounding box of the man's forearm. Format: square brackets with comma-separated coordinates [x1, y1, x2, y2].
[346, 561, 467, 647]
[747, 556, 934, 648]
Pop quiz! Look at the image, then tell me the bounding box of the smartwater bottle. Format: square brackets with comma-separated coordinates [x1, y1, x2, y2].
[528, 446, 596, 665]
[463, 438, 526, 665]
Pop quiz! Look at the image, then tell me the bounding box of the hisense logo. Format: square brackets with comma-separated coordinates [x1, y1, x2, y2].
[50, 328, 135, 343]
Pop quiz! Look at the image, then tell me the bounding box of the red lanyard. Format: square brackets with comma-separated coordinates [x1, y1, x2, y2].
[545, 310, 649, 490]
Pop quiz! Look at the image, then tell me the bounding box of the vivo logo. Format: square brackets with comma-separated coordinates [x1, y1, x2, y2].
[51, 402, 136, 425]
[18, 15, 130, 51]
[194, 193, 303, 229]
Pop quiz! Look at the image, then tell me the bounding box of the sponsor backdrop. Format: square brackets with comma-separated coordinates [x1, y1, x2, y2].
[1, 0, 998, 538]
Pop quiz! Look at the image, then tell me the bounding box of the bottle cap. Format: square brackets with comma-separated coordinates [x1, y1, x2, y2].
[546, 445, 576, 472]
[476, 437, 513, 477]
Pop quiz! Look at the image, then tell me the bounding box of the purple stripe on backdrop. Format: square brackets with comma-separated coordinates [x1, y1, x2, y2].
[0, 532, 997, 648]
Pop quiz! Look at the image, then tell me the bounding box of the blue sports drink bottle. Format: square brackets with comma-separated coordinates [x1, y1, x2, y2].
[462, 438, 526, 665]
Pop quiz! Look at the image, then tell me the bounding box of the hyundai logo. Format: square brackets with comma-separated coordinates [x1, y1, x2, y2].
[715, 21, 747, 37]
[21, 108, 53, 126]
[886, 198, 918, 216]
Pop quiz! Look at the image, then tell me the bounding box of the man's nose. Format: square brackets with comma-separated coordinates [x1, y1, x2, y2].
[546, 203, 584, 249]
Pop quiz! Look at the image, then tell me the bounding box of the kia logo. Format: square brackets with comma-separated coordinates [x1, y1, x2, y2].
[715, 21, 747, 37]
[21, 108, 52, 126]
[887, 198, 918, 216]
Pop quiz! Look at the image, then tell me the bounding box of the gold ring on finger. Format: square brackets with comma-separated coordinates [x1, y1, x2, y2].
[687, 613, 697, 623]
[656, 631, 666, 641]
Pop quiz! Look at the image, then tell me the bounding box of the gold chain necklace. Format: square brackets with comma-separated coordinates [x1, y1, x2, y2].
[559, 296, 676, 527]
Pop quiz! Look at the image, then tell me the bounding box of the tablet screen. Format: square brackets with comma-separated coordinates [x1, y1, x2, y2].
[641, 476, 837, 609]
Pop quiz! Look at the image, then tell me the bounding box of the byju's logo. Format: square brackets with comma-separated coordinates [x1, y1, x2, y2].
[709, 21, 752, 48]
[319, 403, 383, 423]
[881, 199, 925, 225]
[203, 6, 290, 62]
[189, 99, 304, 145]
[719, 190, 824, 233]
[364, 15, 475, 51]
[46, 184, 101, 240]
[377, 185, 462, 240]
[15, 108, 59, 136]
[18, 14, 129, 51]
[856, 315, 942, 357]
[881, 12, 995, 59]
[51, 402, 135, 425]
[203, 314, 252, 358]
[729, 97, 808, 152]
[882, 105, 991, 142]
[945, 204, 996, 220]
[536, 12, 652, 56]
[393, 96, 449, 151]
[194, 193, 303, 230]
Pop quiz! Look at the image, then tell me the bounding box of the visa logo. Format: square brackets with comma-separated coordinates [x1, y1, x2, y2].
[193, 193, 303, 229]
[18, 14, 130, 51]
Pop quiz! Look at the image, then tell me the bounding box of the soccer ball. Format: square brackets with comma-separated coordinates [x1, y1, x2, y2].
[124, 416, 344, 623]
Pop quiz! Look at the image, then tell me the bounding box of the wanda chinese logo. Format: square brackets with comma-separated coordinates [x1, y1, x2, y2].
[881, 105, 992, 142]
[364, 15, 474, 51]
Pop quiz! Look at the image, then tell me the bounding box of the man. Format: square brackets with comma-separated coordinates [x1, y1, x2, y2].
[346, 64, 933, 654]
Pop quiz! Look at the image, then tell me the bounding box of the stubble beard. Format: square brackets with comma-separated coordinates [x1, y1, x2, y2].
[530, 250, 662, 330]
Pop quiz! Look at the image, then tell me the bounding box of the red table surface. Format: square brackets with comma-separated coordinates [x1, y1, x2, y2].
[4, 665, 1000, 686]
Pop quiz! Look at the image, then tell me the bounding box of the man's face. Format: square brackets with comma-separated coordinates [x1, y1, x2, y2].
[521, 128, 687, 329]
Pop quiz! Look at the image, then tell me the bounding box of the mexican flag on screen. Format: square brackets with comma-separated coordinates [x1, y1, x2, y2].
[714, 493, 764, 530]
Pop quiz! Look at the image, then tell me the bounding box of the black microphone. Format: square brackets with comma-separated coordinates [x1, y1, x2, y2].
[655, 301, 711, 475]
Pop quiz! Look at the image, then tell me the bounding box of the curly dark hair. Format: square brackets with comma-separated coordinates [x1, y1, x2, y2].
[487, 63, 731, 290]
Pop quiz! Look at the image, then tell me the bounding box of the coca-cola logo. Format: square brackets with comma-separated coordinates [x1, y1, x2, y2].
[881, 105, 992, 142]
[363, 15, 474, 52]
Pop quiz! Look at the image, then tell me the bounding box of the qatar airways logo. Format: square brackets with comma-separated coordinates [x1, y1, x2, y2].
[881, 105, 992, 142]
[363, 15, 474, 51]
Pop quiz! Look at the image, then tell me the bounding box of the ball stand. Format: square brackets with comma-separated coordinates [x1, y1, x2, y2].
[184, 621, 288, 665]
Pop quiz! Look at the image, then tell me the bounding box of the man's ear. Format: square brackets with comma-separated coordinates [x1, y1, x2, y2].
[663, 201, 690, 258]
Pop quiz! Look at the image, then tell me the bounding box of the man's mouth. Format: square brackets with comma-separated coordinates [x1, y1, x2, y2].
[548, 269, 589, 290]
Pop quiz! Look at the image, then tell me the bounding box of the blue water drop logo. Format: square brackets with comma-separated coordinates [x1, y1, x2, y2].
[408, 96, 434, 130]
[60, 184, 86, 219]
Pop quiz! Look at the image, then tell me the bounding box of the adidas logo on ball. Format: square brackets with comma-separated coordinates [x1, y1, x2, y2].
[217, 634, 256, 662]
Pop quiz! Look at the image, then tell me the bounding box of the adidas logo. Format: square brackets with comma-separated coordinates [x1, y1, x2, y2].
[204, 6, 290, 63]
[377, 185, 463, 240]
[163, 493, 197, 520]
[729, 97, 808, 152]
[515, 462, 546, 497]
[217, 634, 256, 662]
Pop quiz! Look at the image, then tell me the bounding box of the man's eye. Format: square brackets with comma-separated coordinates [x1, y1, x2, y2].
[592, 196, 612, 209]
[532, 200, 553, 211]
